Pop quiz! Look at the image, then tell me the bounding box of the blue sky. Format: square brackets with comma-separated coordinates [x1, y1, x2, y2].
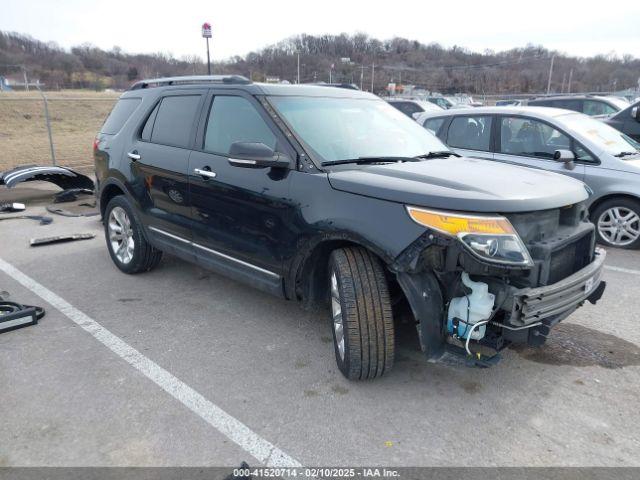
[1, 0, 639, 60]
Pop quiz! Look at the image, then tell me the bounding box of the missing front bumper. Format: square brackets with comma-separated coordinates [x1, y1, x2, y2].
[509, 248, 606, 325]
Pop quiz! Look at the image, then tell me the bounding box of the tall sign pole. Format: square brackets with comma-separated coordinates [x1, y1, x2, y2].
[202, 22, 212, 75]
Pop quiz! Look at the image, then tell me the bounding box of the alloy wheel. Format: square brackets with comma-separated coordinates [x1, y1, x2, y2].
[330, 271, 345, 361]
[597, 206, 640, 247]
[108, 206, 135, 264]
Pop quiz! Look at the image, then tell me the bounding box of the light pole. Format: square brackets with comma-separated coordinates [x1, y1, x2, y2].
[546, 54, 555, 94]
[371, 63, 375, 93]
[202, 23, 212, 75]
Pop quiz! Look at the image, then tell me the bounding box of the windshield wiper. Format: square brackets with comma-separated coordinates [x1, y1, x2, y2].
[415, 151, 458, 159]
[614, 151, 639, 158]
[321, 151, 457, 166]
[321, 156, 420, 166]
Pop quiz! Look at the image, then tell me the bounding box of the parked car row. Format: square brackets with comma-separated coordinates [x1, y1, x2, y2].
[527, 95, 630, 118]
[416, 106, 640, 248]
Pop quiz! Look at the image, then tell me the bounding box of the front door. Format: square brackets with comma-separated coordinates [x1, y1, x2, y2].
[493, 115, 585, 181]
[188, 92, 295, 295]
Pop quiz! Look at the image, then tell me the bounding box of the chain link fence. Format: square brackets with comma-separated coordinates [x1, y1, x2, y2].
[0, 91, 119, 175]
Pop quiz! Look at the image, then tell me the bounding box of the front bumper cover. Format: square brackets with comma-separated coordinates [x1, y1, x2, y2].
[509, 247, 606, 325]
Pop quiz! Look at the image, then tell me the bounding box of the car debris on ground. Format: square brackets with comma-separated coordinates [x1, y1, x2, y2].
[0, 165, 94, 191]
[0, 215, 53, 225]
[0, 202, 26, 213]
[0, 291, 45, 334]
[29, 233, 95, 247]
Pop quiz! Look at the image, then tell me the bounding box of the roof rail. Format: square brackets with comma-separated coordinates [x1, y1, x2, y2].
[129, 75, 251, 90]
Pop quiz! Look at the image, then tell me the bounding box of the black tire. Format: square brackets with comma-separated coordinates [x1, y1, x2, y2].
[591, 197, 640, 250]
[328, 247, 394, 380]
[104, 195, 163, 273]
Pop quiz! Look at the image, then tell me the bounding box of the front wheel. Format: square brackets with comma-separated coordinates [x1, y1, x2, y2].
[592, 198, 640, 249]
[328, 247, 394, 380]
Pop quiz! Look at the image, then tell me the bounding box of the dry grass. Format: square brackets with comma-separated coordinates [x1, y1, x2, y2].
[0, 90, 119, 174]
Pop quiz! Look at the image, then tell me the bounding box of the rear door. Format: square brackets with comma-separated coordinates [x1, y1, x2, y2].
[125, 90, 206, 251]
[493, 115, 585, 181]
[443, 114, 495, 160]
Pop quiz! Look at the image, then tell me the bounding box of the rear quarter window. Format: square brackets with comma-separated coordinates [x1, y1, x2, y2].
[101, 98, 141, 134]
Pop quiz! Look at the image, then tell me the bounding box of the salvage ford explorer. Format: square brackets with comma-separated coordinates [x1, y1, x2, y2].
[94, 75, 606, 380]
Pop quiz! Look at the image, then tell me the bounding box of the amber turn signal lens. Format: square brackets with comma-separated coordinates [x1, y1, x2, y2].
[406, 206, 515, 236]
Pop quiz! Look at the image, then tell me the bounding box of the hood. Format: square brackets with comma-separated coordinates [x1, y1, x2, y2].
[327, 157, 589, 213]
[609, 157, 640, 175]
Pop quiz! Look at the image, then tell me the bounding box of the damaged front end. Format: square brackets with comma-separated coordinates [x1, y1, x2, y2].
[393, 201, 606, 364]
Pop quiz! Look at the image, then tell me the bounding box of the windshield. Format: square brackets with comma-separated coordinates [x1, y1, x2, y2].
[603, 96, 630, 111]
[560, 113, 640, 156]
[269, 96, 450, 164]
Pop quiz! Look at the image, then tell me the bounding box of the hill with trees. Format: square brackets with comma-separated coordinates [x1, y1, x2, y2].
[1, 30, 638, 94]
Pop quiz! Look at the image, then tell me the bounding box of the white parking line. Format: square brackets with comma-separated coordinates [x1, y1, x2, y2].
[605, 265, 640, 276]
[0, 257, 301, 468]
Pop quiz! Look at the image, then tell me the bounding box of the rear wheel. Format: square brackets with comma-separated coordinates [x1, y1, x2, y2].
[104, 195, 163, 273]
[592, 198, 640, 249]
[328, 247, 394, 380]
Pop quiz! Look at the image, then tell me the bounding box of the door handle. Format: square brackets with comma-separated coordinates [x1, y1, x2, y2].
[194, 167, 217, 180]
[127, 151, 141, 161]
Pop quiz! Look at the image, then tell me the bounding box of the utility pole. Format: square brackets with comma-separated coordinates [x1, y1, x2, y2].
[546, 54, 555, 94]
[371, 63, 375, 93]
[297, 52, 300, 84]
[360, 65, 364, 90]
[22, 67, 29, 92]
[561, 73, 566, 93]
[329, 63, 333, 83]
[567, 68, 573, 93]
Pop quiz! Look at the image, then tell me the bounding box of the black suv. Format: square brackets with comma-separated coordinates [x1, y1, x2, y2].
[528, 95, 629, 117]
[95, 75, 606, 380]
[605, 99, 640, 142]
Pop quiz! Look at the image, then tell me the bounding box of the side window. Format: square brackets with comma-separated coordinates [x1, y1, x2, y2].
[424, 117, 446, 136]
[149, 95, 202, 148]
[447, 116, 493, 151]
[499, 117, 570, 159]
[584, 100, 617, 116]
[140, 103, 160, 141]
[574, 143, 596, 162]
[204, 96, 276, 154]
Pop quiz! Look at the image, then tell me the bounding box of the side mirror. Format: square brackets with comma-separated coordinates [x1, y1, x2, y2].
[228, 142, 290, 169]
[631, 106, 640, 121]
[554, 149, 576, 171]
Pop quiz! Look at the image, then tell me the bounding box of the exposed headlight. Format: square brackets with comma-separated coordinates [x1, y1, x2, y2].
[406, 206, 533, 266]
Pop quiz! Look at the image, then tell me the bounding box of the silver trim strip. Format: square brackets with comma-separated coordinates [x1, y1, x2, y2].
[148, 226, 280, 279]
[228, 158, 257, 165]
[148, 226, 190, 244]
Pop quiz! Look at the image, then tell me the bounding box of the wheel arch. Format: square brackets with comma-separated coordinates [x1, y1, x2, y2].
[288, 233, 394, 310]
[589, 192, 640, 220]
[98, 178, 128, 218]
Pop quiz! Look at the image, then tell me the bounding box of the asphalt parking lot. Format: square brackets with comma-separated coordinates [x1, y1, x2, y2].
[1, 184, 640, 467]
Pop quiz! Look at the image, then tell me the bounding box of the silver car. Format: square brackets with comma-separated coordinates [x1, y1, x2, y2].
[416, 106, 640, 249]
